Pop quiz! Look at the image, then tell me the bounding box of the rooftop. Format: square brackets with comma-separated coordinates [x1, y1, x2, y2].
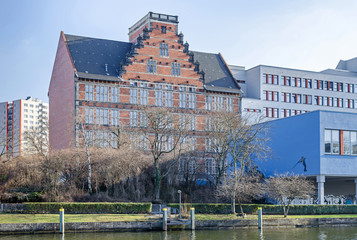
[64, 33, 240, 94]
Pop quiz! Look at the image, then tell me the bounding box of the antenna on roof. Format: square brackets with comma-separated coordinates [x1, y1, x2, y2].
[105, 64, 108, 72]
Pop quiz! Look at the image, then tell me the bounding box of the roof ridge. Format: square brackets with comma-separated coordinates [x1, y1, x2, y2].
[64, 33, 131, 44]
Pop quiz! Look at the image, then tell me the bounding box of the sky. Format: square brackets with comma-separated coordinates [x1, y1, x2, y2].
[1, 0, 357, 103]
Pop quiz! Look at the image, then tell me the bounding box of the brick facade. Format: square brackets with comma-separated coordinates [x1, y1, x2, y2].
[49, 12, 241, 168]
[48, 32, 76, 150]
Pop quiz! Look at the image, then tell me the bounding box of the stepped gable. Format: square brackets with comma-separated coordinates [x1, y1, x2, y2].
[64, 33, 240, 93]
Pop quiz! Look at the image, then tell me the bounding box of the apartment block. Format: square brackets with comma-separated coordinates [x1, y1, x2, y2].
[0, 96, 48, 158]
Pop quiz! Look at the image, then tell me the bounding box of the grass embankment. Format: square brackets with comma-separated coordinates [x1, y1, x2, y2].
[2, 214, 357, 224]
[0, 214, 153, 224]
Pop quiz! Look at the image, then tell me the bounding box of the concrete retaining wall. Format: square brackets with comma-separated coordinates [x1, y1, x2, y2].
[2, 218, 357, 234]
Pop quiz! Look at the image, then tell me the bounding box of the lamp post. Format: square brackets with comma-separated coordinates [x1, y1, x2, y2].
[178, 190, 182, 219]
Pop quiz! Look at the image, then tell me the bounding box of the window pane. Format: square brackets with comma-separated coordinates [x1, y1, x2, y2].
[332, 130, 339, 141]
[343, 131, 350, 142]
[332, 143, 339, 154]
[344, 142, 351, 155]
[324, 129, 331, 142]
[351, 132, 357, 155]
[325, 143, 331, 153]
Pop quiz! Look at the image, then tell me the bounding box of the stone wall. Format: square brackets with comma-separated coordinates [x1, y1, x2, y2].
[2, 218, 357, 234]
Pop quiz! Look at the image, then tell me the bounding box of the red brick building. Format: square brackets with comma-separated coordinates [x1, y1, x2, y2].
[49, 12, 241, 171]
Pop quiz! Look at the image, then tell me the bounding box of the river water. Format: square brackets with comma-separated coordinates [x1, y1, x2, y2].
[1, 227, 357, 240]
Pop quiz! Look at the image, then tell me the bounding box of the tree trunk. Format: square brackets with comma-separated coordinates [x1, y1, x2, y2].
[231, 196, 236, 214]
[154, 160, 161, 200]
[283, 205, 287, 218]
[85, 144, 92, 194]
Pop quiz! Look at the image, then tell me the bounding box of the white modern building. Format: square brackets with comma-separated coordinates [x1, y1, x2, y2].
[0, 97, 48, 158]
[230, 57, 357, 120]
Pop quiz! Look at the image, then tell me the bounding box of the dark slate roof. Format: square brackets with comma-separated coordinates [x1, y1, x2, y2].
[192, 51, 240, 93]
[64, 34, 240, 93]
[65, 34, 132, 79]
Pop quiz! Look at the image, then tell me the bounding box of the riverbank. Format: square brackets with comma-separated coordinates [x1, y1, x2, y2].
[2, 215, 357, 234]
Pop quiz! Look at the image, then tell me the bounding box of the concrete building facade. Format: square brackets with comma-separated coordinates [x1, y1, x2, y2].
[230, 58, 357, 120]
[0, 97, 48, 158]
[260, 110, 357, 204]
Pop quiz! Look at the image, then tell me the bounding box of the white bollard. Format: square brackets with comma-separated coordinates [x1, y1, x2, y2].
[190, 208, 195, 230]
[162, 208, 167, 231]
[258, 207, 263, 229]
[59, 208, 64, 234]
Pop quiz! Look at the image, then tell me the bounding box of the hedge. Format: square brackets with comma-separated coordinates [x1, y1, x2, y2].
[23, 202, 152, 214]
[167, 203, 357, 215]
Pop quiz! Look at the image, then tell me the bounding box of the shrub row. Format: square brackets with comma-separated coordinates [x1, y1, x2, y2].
[23, 202, 152, 214]
[167, 203, 357, 215]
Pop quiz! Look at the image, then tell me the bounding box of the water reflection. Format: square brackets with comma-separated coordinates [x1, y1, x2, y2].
[259, 228, 264, 240]
[3, 227, 357, 240]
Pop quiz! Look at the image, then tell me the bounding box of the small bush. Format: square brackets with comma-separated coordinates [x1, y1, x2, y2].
[24, 202, 152, 214]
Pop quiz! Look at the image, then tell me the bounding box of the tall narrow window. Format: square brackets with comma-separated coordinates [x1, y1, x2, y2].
[226, 97, 233, 112]
[130, 111, 138, 126]
[147, 59, 156, 73]
[325, 129, 332, 154]
[188, 94, 196, 109]
[179, 93, 186, 108]
[171, 62, 180, 76]
[189, 115, 196, 130]
[96, 108, 108, 125]
[111, 109, 119, 126]
[352, 132, 357, 155]
[206, 95, 212, 110]
[346, 99, 354, 109]
[155, 90, 163, 106]
[140, 89, 148, 105]
[96, 86, 108, 102]
[140, 113, 148, 127]
[111, 87, 119, 102]
[332, 130, 340, 154]
[347, 83, 354, 93]
[214, 96, 225, 110]
[165, 91, 173, 107]
[343, 130, 351, 155]
[281, 92, 291, 103]
[159, 43, 169, 57]
[161, 26, 167, 34]
[85, 108, 94, 124]
[282, 76, 291, 86]
[130, 89, 138, 104]
[205, 117, 212, 131]
[303, 95, 312, 105]
[85, 85, 94, 101]
[205, 158, 216, 175]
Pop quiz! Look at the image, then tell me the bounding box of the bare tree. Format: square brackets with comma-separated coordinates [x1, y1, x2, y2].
[22, 120, 49, 158]
[205, 113, 231, 189]
[177, 151, 200, 196]
[266, 174, 315, 217]
[108, 125, 129, 149]
[135, 107, 188, 201]
[217, 172, 264, 217]
[210, 111, 270, 215]
[75, 111, 95, 194]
